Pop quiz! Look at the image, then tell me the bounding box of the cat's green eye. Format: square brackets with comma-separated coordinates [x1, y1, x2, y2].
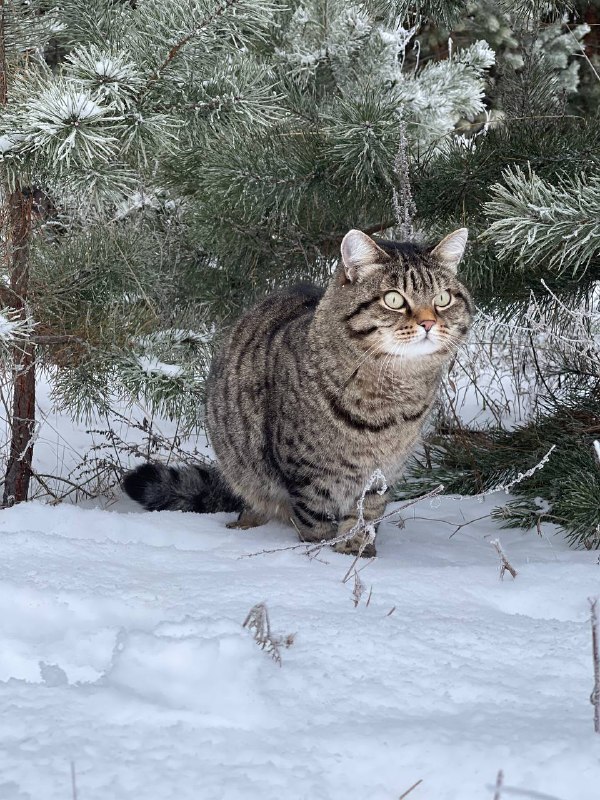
[435, 290, 452, 307]
[383, 291, 406, 310]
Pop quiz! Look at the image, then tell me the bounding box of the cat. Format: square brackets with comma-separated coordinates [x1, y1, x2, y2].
[123, 228, 474, 556]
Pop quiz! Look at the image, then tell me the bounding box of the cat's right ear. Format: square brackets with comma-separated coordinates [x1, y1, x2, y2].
[430, 228, 468, 273]
[339, 230, 390, 285]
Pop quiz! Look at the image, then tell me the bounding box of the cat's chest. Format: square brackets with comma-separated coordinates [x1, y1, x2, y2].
[348, 370, 436, 421]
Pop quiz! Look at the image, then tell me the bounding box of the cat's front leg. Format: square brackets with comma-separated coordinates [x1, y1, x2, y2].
[332, 490, 389, 557]
[290, 502, 338, 544]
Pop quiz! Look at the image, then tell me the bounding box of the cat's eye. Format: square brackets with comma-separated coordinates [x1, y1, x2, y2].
[435, 290, 452, 307]
[383, 291, 406, 310]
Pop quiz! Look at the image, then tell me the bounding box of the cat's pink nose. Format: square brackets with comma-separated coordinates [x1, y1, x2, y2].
[419, 319, 436, 332]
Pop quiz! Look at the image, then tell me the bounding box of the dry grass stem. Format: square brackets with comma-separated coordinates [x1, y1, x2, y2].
[399, 778, 423, 799]
[493, 769, 503, 800]
[351, 570, 365, 607]
[70, 761, 78, 800]
[590, 597, 600, 734]
[242, 483, 445, 561]
[242, 602, 295, 667]
[490, 539, 518, 580]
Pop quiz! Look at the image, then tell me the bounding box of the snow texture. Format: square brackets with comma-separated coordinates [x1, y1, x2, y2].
[1, 491, 599, 799]
[0, 313, 22, 342]
[0, 379, 599, 799]
[136, 355, 185, 379]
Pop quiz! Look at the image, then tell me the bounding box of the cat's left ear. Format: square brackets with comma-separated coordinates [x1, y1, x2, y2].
[430, 228, 468, 273]
[340, 230, 390, 284]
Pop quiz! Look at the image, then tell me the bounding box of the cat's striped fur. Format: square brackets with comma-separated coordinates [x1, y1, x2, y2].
[124, 229, 474, 555]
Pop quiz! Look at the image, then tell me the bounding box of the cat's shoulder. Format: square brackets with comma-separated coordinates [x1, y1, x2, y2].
[267, 282, 324, 305]
[248, 283, 324, 319]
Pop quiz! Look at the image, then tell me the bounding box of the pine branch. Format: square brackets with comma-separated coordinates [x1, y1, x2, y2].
[484, 166, 600, 277]
[145, 0, 242, 86]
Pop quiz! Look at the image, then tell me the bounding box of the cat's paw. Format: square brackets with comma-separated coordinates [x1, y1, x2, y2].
[226, 509, 270, 530]
[332, 533, 377, 558]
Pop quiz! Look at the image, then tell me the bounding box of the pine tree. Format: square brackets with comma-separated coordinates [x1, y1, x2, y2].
[0, 0, 281, 502]
[165, 1, 495, 318]
[2, 0, 597, 549]
[0, 0, 494, 503]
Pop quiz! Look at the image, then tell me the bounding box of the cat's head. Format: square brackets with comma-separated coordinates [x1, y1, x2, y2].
[325, 228, 474, 360]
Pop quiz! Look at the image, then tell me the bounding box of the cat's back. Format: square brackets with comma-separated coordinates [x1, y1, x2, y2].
[206, 284, 323, 460]
[208, 283, 323, 384]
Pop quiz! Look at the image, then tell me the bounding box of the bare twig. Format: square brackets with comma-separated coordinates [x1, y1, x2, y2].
[493, 769, 504, 800]
[341, 552, 376, 585]
[241, 484, 445, 561]
[145, 0, 240, 86]
[567, 23, 600, 83]
[477, 446, 556, 499]
[70, 761, 78, 800]
[449, 512, 492, 538]
[489, 787, 565, 800]
[399, 778, 423, 799]
[490, 538, 518, 580]
[590, 597, 600, 734]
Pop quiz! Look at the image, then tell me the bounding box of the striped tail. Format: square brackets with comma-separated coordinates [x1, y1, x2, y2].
[122, 463, 242, 514]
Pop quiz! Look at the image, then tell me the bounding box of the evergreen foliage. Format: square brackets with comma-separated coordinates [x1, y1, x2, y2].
[0, 0, 598, 545]
[398, 394, 600, 549]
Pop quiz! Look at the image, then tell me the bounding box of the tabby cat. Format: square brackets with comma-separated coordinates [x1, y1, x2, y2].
[124, 228, 474, 556]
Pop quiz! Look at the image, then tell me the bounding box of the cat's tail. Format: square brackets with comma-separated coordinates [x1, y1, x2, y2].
[122, 462, 243, 514]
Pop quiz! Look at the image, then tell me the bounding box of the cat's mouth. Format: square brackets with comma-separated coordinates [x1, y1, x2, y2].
[378, 328, 445, 358]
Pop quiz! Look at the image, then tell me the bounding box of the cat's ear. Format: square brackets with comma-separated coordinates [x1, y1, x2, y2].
[430, 228, 468, 273]
[340, 230, 390, 284]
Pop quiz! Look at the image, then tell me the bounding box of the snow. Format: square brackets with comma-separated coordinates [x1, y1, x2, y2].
[0, 135, 15, 154]
[1, 380, 599, 799]
[0, 312, 26, 343]
[1, 490, 599, 799]
[136, 355, 185, 379]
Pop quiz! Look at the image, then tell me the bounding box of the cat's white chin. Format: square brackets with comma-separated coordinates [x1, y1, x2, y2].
[382, 335, 442, 359]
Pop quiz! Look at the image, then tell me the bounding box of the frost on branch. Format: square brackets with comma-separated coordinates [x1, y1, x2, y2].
[484, 167, 600, 276]
[274, 5, 494, 156]
[20, 82, 121, 166]
[396, 39, 495, 152]
[66, 45, 145, 111]
[0, 308, 33, 349]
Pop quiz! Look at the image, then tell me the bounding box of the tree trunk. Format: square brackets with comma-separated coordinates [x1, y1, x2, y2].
[0, 5, 36, 505]
[2, 189, 35, 506]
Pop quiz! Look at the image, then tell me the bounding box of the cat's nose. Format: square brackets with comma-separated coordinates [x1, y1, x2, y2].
[419, 319, 436, 332]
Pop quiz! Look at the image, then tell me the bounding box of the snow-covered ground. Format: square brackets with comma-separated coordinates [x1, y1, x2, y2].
[1, 490, 599, 800]
[1, 380, 599, 799]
